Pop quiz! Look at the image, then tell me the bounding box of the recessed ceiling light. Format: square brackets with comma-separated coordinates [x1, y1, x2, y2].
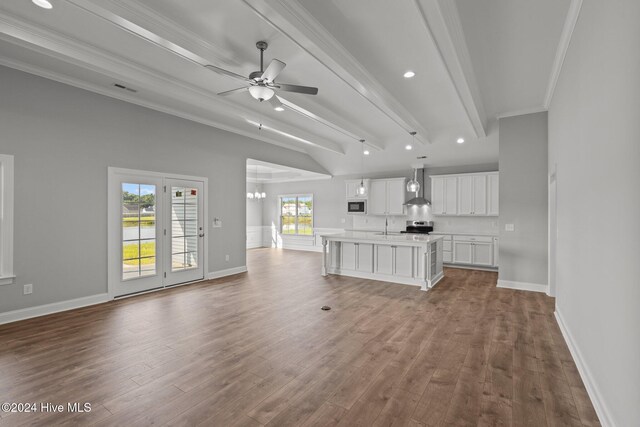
[274, 106, 284, 112]
[363, 150, 370, 156]
[457, 137, 465, 144]
[405, 145, 413, 150]
[403, 71, 415, 79]
[32, 0, 53, 9]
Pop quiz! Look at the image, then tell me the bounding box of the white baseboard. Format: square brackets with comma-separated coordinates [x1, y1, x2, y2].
[0, 293, 110, 326]
[555, 309, 614, 427]
[497, 279, 548, 293]
[279, 244, 323, 253]
[444, 264, 498, 272]
[206, 266, 247, 280]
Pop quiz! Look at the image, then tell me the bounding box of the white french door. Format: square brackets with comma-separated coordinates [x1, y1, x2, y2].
[108, 168, 206, 298]
[164, 179, 204, 286]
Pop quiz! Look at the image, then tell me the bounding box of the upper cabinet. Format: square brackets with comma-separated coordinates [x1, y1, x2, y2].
[431, 176, 458, 215]
[368, 178, 406, 215]
[345, 179, 370, 200]
[458, 174, 487, 215]
[430, 172, 498, 217]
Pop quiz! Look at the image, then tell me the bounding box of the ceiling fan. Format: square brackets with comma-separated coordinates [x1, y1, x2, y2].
[205, 41, 318, 107]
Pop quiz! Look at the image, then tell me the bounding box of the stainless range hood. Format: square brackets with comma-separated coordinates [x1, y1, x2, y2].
[404, 167, 431, 206]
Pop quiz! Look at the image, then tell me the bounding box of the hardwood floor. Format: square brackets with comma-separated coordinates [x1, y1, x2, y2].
[0, 248, 600, 426]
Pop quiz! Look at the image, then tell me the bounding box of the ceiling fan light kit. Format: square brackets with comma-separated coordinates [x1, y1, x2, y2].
[248, 86, 274, 101]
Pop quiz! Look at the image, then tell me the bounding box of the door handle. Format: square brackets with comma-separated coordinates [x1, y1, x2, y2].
[199, 233, 205, 238]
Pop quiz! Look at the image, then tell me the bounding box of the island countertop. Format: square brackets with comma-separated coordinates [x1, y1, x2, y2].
[320, 231, 445, 246]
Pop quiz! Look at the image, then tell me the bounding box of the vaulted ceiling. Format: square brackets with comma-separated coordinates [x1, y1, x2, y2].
[0, 0, 574, 175]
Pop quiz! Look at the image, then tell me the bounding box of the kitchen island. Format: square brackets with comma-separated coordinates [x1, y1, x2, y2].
[321, 231, 444, 291]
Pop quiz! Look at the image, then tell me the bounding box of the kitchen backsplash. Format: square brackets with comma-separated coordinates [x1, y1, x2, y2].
[351, 206, 499, 234]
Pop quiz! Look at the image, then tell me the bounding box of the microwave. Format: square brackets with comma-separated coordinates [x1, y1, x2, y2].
[347, 200, 366, 214]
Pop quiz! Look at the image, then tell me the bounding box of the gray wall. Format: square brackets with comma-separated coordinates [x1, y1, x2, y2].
[0, 66, 327, 313]
[548, 0, 640, 424]
[498, 112, 548, 285]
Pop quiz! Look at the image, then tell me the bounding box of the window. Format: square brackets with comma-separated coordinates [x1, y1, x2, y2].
[0, 154, 15, 285]
[280, 194, 313, 235]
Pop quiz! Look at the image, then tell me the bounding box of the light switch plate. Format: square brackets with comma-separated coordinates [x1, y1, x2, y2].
[212, 218, 222, 228]
[24, 284, 33, 295]
[505, 224, 515, 232]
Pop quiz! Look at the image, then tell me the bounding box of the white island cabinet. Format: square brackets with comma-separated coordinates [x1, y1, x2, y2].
[320, 232, 445, 291]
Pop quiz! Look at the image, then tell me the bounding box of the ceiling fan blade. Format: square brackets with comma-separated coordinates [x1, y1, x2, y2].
[276, 83, 318, 95]
[261, 59, 286, 82]
[217, 87, 249, 96]
[205, 64, 251, 82]
[269, 96, 284, 110]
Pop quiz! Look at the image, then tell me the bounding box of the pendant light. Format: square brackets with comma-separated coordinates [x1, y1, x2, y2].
[406, 132, 420, 193]
[357, 139, 367, 196]
[247, 164, 266, 200]
[254, 164, 264, 200]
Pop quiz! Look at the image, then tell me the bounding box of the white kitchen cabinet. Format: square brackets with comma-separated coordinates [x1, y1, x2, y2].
[341, 242, 357, 270]
[453, 241, 473, 264]
[472, 175, 487, 215]
[458, 175, 486, 215]
[357, 243, 374, 272]
[457, 176, 473, 215]
[431, 172, 498, 217]
[368, 178, 406, 215]
[431, 177, 457, 215]
[472, 242, 493, 266]
[368, 180, 388, 215]
[345, 179, 370, 200]
[488, 173, 499, 216]
[452, 235, 494, 267]
[440, 235, 453, 263]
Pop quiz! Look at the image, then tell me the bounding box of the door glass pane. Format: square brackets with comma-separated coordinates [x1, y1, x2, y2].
[172, 253, 186, 270]
[185, 252, 198, 268]
[121, 183, 157, 280]
[140, 257, 156, 277]
[171, 186, 198, 272]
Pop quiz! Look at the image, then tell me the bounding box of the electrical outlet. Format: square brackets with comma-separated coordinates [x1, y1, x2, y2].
[505, 224, 515, 232]
[23, 284, 33, 295]
[340, 218, 346, 224]
[225, 254, 230, 262]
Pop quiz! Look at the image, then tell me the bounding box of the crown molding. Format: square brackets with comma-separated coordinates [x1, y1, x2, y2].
[0, 55, 309, 153]
[544, 0, 583, 108]
[241, 0, 431, 145]
[496, 106, 547, 120]
[0, 10, 343, 154]
[415, 0, 487, 138]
